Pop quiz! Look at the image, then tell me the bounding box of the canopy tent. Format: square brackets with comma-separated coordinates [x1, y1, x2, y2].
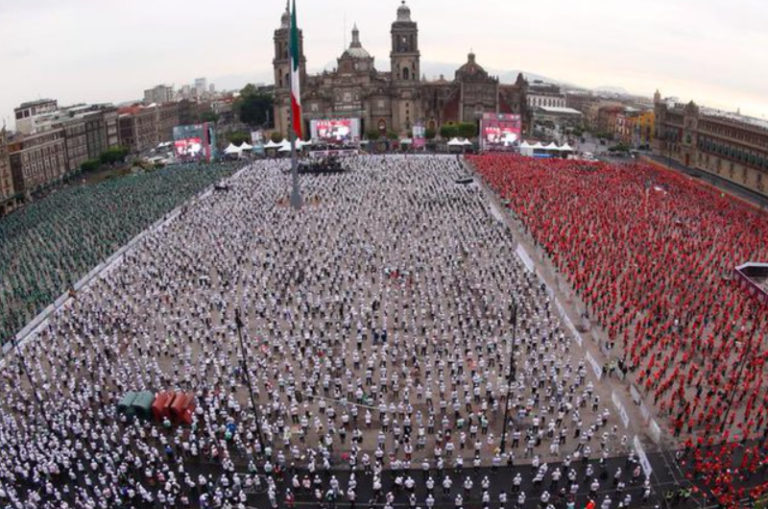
[399, 138, 413, 145]
[545, 142, 560, 150]
[560, 143, 574, 152]
[263, 140, 281, 149]
[460, 138, 473, 146]
[239, 142, 253, 151]
[223, 143, 242, 155]
[446, 138, 464, 147]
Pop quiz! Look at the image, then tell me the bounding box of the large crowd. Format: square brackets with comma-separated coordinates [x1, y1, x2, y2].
[470, 154, 768, 507]
[0, 155, 662, 508]
[0, 162, 240, 345]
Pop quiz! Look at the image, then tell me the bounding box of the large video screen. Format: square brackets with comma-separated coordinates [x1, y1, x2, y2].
[310, 118, 360, 145]
[173, 123, 216, 162]
[174, 138, 203, 159]
[480, 113, 522, 151]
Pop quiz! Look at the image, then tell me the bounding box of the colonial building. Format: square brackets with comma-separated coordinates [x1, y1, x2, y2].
[0, 129, 19, 216]
[654, 91, 768, 196]
[8, 128, 68, 196]
[272, 1, 530, 137]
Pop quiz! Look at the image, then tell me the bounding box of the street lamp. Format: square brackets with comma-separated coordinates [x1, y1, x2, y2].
[234, 308, 266, 453]
[499, 304, 518, 454]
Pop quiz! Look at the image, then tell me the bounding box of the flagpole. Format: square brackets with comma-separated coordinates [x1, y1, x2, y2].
[288, 0, 303, 210]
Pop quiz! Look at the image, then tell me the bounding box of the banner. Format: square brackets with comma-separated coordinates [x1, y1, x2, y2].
[480, 113, 521, 151]
[250, 131, 265, 155]
[413, 124, 426, 149]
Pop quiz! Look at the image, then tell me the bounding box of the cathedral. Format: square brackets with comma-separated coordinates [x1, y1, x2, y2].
[272, 1, 531, 138]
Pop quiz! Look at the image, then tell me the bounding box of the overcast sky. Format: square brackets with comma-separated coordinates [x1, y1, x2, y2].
[1, 0, 767, 126]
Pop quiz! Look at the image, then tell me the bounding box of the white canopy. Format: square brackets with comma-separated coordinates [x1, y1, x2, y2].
[532, 142, 544, 149]
[460, 138, 472, 146]
[224, 143, 241, 155]
[400, 138, 413, 144]
[240, 142, 253, 150]
[520, 141, 532, 149]
[297, 139, 312, 147]
[560, 143, 574, 151]
[447, 137, 464, 146]
[545, 142, 559, 150]
[264, 140, 281, 149]
[278, 144, 292, 152]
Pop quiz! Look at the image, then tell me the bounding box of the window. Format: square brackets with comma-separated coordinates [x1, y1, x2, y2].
[403, 67, 410, 80]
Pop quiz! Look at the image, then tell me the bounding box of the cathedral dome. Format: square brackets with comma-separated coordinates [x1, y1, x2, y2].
[396, 1, 411, 22]
[456, 52, 487, 77]
[342, 24, 371, 59]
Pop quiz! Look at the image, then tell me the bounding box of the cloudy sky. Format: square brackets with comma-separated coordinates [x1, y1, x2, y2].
[1, 0, 767, 126]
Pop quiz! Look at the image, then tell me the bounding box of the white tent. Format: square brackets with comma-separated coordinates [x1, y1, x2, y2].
[400, 138, 413, 144]
[532, 142, 544, 149]
[240, 142, 253, 151]
[560, 143, 574, 152]
[447, 138, 464, 146]
[545, 142, 560, 151]
[297, 139, 312, 148]
[278, 144, 292, 152]
[264, 140, 281, 149]
[224, 143, 241, 155]
[460, 138, 472, 146]
[520, 140, 534, 157]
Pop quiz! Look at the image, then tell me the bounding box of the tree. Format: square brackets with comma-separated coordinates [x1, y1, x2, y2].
[386, 130, 398, 140]
[457, 122, 477, 139]
[425, 128, 436, 140]
[80, 159, 100, 173]
[100, 146, 129, 165]
[439, 124, 458, 139]
[365, 129, 381, 141]
[200, 111, 219, 123]
[270, 132, 283, 143]
[227, 131, 250, 146]
[235, 84, 274, 127]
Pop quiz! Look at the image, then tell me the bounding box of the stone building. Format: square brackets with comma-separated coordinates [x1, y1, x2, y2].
[0, 129, 19, 216]
[8, 128, 68, 195]
[272, 1, 530, 137]
[654, 91, 768, 196]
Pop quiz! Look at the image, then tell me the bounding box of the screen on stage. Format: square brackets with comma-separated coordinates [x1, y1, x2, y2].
[310, 118, 360, 145]
[173, 123, 217, 162]
[480, 113, 522, 151]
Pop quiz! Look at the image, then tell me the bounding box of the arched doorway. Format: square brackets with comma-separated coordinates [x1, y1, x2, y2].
[378, 119, 387, 135]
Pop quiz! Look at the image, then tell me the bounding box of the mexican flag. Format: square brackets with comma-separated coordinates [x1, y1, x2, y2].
[289, 0, 302, 139]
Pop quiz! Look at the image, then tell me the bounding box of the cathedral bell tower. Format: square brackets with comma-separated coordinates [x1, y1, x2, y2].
[389, 1, 420, 134]
[390, 1, 419, 83]
[273, 8, 306, 135]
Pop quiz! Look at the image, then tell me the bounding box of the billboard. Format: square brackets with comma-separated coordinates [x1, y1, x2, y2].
[250, 131, 265, 155]
[413, 124, 426, 149]
[173, 123, 217, 162]
[480, 113, 522, 151]
[310, 118, 360, 145]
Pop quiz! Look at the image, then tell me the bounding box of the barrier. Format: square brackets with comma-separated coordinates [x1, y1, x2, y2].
[515, 244, 534, 273]
[585, 351, 603, 380]
[612, 390, 630, 429]
[633, 435, 653, 477]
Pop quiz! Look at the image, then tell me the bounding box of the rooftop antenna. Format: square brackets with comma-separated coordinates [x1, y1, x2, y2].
[343, 13, 347, 49]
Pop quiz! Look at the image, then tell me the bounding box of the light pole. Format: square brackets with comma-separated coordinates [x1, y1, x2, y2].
[499, 304, 518, 454]
[234, 308, 266, 452]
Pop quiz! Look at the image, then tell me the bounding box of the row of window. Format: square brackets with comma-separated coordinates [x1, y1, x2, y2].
[698, 138, 768, 170]
[700, 120, 768, 149]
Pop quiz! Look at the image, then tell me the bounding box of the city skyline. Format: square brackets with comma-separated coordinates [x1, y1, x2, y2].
[1, 0, 767, 127]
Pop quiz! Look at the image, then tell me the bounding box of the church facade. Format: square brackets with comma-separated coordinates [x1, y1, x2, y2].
[272, 2, 531, 138]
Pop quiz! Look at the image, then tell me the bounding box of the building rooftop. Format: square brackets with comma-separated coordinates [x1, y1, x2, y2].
[16, 99, 57, 110]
